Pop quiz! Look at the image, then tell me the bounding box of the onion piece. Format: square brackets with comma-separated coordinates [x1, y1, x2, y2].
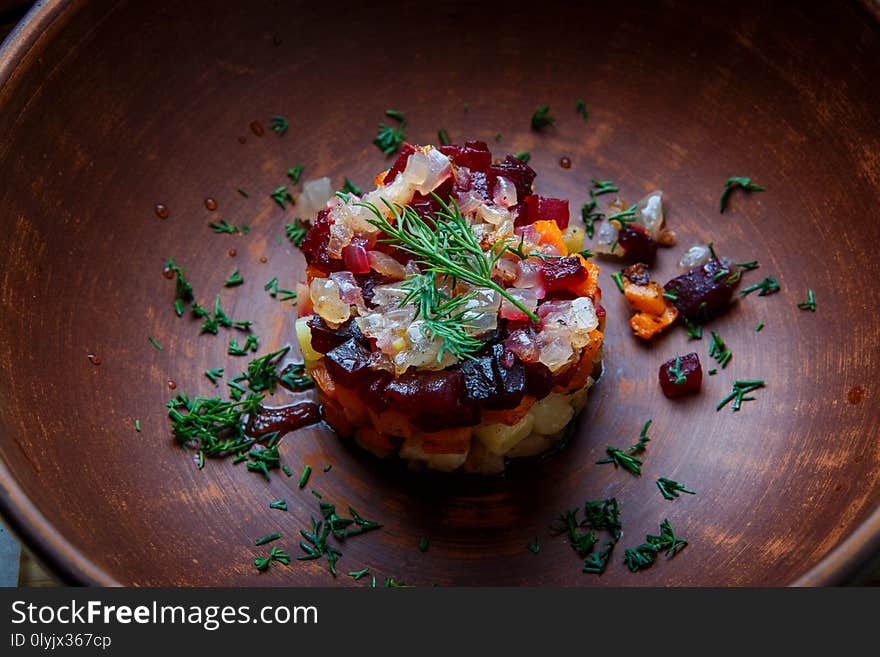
[299, 177, 334, 222]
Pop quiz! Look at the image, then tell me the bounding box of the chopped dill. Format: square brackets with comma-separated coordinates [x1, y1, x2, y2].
[148, 337, 163, 351]
[657, 478, 695, 500]
[531, 105, 555, 130]
[224, 269, 243, 287]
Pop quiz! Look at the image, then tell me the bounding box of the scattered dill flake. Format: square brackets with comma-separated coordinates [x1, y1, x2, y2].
[277, 288, 297, 303]
[708, 331, 733, 368]
[204, 367, 224, 384]
[611, 272, 625, 293]
[135, 419, 141, 432]
[269, 499, 288, 511]
[575, 100, 589, 120]
[755, 321, 764, 332]
[254, 546, 290, 572]
[268, 115, 288, 135]
[240, 346, 289, 393]
[298, 464, 312, 489]
[797, 288, 816, 312]
[341, 177, 362, 196]
[669, 357, 687, 385]
[657, 478, 695, 500]
[553, 498, 622, 575]
[374, 109, 406, 156]
[596, 446, 642, 475]
[348, 568, 370, 580]
[246, 444, 281, 480]
[264, 277, 279, 297]
[630, 420, 652, 453]
[513, 151, 531, 163]
[280, 363, 314, 391]
[531, 105, 555, 130]
[165, 258, 195, 311]
[581, 196, 604, 239]
[224, 269, 243, 287]
[228, 336, 258, 356]
[663, 288, 679, 301]
[285, 220, 308, 247]
[298, 500, 382, 576]
[255, 532, 282, 546]
[596, 420, 651, 475]
[438, 128, 450, 146]
[148, 336, 163, 351]
[237, 188, 249, 198]
[623, 519, 688, 572]
[494, 133, 502, 142]
[463, 101, 469, 113]
[684, 317, 703, 339]
[209, 219, 240, 234]
[608, 203, 638, 228]
[418, 536, 429, 553]
[708, 368, 717, 375]
[527, 537, 541, 554]
[282, 465, 293, 477]
[740, 275, 780, 297]
[735, 260, 759, 271]
[717, 379, 765, 412]
[591, 179, 618, 196]
[287, 164, 303, 184]
[271, 186, 295, 210]
[323, 464, 332, 473]
[311, 490, 322, 499]
[720, 176, 765, 213]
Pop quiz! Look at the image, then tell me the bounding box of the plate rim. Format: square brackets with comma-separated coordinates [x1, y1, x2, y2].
[1, 0, 878, 588]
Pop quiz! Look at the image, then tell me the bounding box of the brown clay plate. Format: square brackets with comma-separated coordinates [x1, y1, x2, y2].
[0, 0, 878, 586]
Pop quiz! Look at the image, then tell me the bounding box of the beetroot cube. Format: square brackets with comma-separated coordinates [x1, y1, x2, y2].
[541, 256, 588, 292]
[439, 144, 492, 173]
[300, 209, 343, 273]
[525, 195, 570, 229]
[664, 259, 739, 320]
[617, 225, 658, 262]
[659, 353, 703, 398]
[489, 155, 536, 201]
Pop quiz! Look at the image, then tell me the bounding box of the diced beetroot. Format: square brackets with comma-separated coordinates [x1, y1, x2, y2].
[460, 354, 498, 403]
[358, 371, 392, 413]
[489, 155, 536, 201]
[385, 370, 478, 429]
[525, 195, 570, 229]
[464, 140, 490, 151]
[524, 361, 554, 400]
[342, 238, 370, 274]
[617, 225, 658, 262]
[541, 256, 588, 292]
[659, 352, 703, 398]
[384, 143, 417, 183]
[323, 338, 374, 388]
[596, 304, 606, 318]
[353, 271, 396, 306]
[300, 209, 343, 272]
[510, 200, 530, 226]
[664, 259, 739, 320]
[484, 344, 526, 409]
[374, 230, 415, 266]
[439, 143, 492, 173]
[308, 316, 368, 355]
[411, 176, 454, 209]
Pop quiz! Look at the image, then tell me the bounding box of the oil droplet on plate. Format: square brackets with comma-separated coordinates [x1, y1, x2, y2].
[154, 203, 169, 219]
[162, 264, 175, 279]
[167, 380, 177, 390]
[204, 198, 218, 211]
[249, 121, 264, 137]
[559, 156, 571, 169]
[87, 353, 101, 366]
[259, 256, 268, 263]
[847, 386, 865, 405]
[228, 248, 237, 257]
